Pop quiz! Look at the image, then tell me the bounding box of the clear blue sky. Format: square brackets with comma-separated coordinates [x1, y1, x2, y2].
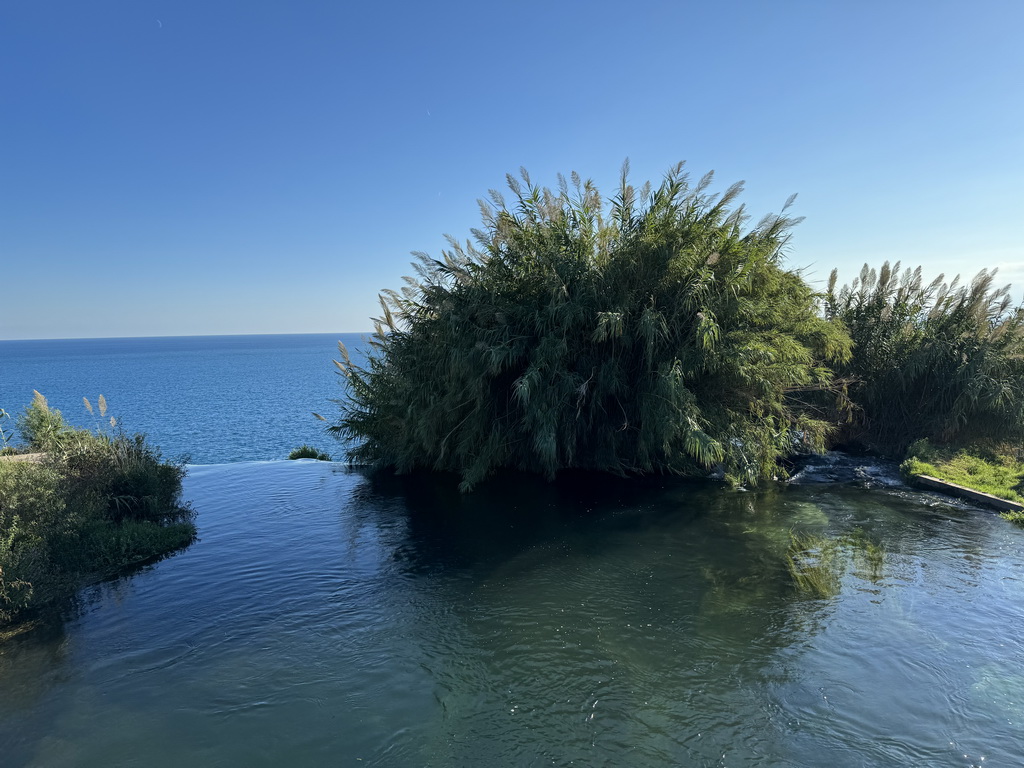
[2, 0, 1022, 340]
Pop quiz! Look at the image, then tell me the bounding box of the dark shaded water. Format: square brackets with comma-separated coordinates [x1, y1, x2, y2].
[1, 461, 1022, 767]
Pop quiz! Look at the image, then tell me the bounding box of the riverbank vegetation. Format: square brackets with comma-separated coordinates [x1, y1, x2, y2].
[826, 262, 1024, 521]
[0, 393, 195, 628]
[330, 161, 1024, 496]
[823, 263, 1024, 454]
[332, 162, 851, 490]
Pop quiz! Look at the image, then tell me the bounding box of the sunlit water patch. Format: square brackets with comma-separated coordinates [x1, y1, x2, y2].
[1, 462, 1022, 767]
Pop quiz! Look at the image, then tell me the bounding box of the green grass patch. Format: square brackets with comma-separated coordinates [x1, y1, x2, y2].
[902, 440, 1024, 503]
[902, 439, 1024, 525]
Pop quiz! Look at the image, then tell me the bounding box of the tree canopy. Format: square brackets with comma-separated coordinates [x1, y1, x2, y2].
[331, 162, 852, 489]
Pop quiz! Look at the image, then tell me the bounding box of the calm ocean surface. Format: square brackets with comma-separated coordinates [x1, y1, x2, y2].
[0, 334, 368, 463]
[2, 335, 1023, 766]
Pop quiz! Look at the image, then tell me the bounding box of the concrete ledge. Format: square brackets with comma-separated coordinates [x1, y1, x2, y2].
[913, 474, 1024, 513]
[0, 452, 45, 463]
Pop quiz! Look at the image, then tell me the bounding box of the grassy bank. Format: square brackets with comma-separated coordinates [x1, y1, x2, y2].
[0, 393, 196, 629]
[902, 440, 1024, 523]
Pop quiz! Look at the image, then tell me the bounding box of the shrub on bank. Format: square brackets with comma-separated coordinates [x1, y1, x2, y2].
[902, 439, 1024, 512]
[288, 445, 331, 461]
[824, 263, 1024, 454]
[331, 162, 851, 489]
[0, 393, 195, 628]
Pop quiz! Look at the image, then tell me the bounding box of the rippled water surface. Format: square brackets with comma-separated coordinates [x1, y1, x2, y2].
[0, 334, 367, 463]
[1, 461, 1022, 767]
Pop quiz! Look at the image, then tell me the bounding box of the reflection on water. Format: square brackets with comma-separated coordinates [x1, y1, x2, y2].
[1, 461, 1022, 767]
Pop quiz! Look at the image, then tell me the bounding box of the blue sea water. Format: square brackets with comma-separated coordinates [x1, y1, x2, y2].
[0, 333, 369, 464]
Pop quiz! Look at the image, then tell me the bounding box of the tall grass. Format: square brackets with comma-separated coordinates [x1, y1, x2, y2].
[331, 161, 851, 489]
[824, 263, 1024, 454]
[1, 393, 195, 628]
[902, 439, 1024, 504]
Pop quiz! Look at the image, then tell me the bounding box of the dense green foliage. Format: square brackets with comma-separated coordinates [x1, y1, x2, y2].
[288, 445, 331, 461]
[825, 263, 1024, 454]
[0, 393, 195, 627]
[332, 163, 851, 489]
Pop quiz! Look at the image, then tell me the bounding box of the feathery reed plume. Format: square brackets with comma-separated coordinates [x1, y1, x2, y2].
[31, 391, 48, 413]
[330, 161, 851, 490]
[826, 262, 1024, 453]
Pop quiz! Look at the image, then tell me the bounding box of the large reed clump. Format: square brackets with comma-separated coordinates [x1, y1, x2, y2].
[331, 162, 851, 490]
[824, 263, 1024, 454]
[1, 393, 195, 627]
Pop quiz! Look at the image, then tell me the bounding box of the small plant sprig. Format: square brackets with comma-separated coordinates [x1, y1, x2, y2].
[0, 408, 14, 453]
[83, 395, 117, 434]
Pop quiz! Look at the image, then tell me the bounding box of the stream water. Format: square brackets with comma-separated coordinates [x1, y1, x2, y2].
[1, 460, 1022, 767]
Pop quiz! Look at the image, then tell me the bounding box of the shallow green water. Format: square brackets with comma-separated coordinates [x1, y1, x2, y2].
[2, 461, 1022, 767]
